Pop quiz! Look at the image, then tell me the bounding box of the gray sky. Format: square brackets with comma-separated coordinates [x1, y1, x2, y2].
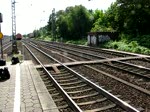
[0, 0, 116, 35]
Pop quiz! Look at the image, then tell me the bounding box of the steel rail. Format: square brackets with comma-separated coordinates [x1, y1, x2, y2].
[3, 44, 12, 51]
[31, 41, 92, 61]
[47, 41, 150, 58]
[33, 43, 150, 96]
[102, 62, 150, 80]
[57, 41, 150, 62]
[32, 40, 105, 59]
[33, 40, 150, 60]
[51, 41, 150, 63]
[35, 40, 128, 57]
[40, 42, 150, 79]
[85, 65, 150, 96]
[23, 43, 82, 112]
[33, 41, 150, 96]
[0, 44, 12, 54]
[24, 41, 140, 112]
[117, 60, 150, 71]
[2, 41, 12, 47]
[45, 41, 150, 69]
[40, 41, 133, 57]
[106, 61, 150, 79]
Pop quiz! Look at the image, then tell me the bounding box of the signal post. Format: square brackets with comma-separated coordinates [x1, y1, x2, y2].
[0, 13, 3, 59]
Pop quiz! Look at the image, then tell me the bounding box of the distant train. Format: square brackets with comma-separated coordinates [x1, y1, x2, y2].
[16, 33, 22, 40]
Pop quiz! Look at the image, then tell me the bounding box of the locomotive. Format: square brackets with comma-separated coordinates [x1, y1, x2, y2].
[16, 33, 22, 40]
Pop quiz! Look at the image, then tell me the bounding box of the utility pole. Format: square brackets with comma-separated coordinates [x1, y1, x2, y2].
[11, 0, 18, 54]
[52, 8, 55, 41]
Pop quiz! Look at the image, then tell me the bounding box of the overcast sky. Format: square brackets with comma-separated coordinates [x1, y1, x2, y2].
[0, 0, 116, 35]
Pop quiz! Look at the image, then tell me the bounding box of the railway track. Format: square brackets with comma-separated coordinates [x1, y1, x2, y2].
[0, 41, 12, 55]
[23, 39, 150, 111]
[39, 40, 135, 58]
[123, 59, 150, 68]
[50, 41, 150, 58]
[36, 40, 150, 66]
[25, 40, 150, 93]
[23, 41, 141, 112]
[1, 41, 11, 50]
[31, 40, 150, 58]
[29, 40, 150, 79]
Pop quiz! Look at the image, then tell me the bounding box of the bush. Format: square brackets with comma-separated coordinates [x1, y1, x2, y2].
[103, 39, 150, 55]
[128, 41, 138, 48]
[139, 35, 150, 48]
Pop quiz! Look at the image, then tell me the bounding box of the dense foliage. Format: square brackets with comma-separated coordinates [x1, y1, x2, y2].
[116, 0, 150, 35]
[52, 5, 92, 40]
[103, 35, 150, 55]
[32, 1, 150, 54]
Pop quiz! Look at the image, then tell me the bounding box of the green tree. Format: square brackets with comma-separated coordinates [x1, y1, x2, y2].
[47, 14, 53, 36]
[33, 29, 41, 38]
[39, 26, 48, 37]
[117, 0, 150, 35]
[68, 5, 92, 39]
[56, 15, 69, 38]
[91, 10, 114, 32]
[48, 5, 92, 40]
[105, 2, 119, 31]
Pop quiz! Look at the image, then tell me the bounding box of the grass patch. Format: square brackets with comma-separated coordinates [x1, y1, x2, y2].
[65, 38, 87, 45]
[36, 36, 87, 45]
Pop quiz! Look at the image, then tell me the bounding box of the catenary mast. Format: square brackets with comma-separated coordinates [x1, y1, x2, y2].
[11, 0, 18, 54]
